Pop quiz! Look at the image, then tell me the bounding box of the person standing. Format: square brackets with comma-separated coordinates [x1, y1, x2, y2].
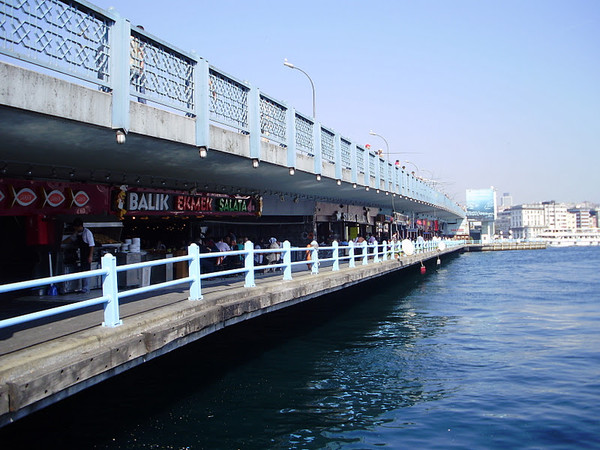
[66, 217, 95, 293]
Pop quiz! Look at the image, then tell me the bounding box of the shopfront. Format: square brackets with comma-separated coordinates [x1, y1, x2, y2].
[315, 202, 377, 243]
[0, 178, 111, 287]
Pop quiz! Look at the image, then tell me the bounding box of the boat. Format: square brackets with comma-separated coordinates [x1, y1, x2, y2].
[536, 228, 600, 247]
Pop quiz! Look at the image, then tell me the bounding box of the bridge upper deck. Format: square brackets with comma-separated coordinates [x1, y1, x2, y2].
[0, 0, 464, 219]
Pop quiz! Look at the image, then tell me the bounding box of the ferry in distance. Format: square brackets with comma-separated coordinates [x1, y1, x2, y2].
[536, 228, 600, 247]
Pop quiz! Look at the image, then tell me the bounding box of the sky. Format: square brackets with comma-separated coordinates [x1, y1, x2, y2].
[91, 0, 599, 205]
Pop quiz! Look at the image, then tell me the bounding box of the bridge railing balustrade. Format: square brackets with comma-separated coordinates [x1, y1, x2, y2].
[0, 239, 464, 332]
[0, 0, 465, 218]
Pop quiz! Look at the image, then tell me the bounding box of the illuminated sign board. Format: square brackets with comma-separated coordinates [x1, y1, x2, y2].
[114, 187, 261, 218]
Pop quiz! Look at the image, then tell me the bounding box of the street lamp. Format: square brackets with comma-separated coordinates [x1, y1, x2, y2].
[369, 131, 390, 162]
[284, 59, 316, 119]
[403, 160, 419, 174]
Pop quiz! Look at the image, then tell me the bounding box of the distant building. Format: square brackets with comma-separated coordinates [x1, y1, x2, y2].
[495, 209, 511, 237]
[568, 207, 593, 229]
[542, 201, 570, 230]
[510, 204, 545, 239]
[499, 192, 513, 211]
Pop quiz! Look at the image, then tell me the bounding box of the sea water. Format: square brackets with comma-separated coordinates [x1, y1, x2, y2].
[2, 246, 599, 449]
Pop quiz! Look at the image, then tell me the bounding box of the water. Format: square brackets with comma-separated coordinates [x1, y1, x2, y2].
[2, 247, 599, 449]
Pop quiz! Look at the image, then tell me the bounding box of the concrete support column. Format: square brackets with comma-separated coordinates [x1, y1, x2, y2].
[313, 122, 322, 177]
[286, 106, 296, 169]
[249, 85, 261, 161]
[334, 133, 342, 181]
[350, 142, 358, 184]
[109, 12, 131, 133]
[193, 57, 210, 150]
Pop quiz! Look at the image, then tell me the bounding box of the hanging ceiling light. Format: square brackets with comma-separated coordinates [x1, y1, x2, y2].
[116, 129, 126, 144]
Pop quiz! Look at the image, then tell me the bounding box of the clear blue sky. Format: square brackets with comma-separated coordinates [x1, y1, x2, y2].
[93, 0, 599, 205]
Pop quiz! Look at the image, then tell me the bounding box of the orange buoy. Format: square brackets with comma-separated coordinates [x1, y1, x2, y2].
[420, 264, 426, 275]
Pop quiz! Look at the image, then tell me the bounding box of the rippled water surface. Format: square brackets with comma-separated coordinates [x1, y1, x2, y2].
[3, 247, 600, 449]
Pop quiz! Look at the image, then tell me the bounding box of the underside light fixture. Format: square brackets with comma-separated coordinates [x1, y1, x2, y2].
[198, 146, 208, 158]
[336, 179, 342, 186]
[376, 189, 380, 194]
[289, 167, 295, 176]
[252, 158, 259, 168]
[365, 186, 370, 191]
[385, 191, 389, 195]
[352, 183, 357, 189]
[316, 174, 321, 181]
[116, 129, 127, 144]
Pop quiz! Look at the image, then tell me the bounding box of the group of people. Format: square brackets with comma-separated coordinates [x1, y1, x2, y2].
[196, 234, 284, 273]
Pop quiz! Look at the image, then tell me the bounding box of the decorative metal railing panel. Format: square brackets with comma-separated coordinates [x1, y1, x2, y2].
[368, 153, 376, 177]
[379, 159, 386, 180]
[321, 127, 335, 163]
[341, 138, 352, 169]
[209, 67, 249, 131]
[259, 94, 286, 144]
[295, 113, 313, 155]
[130, 28, 194, 111]
[0, 0, 112, 87]
[356, 146, 365, 173]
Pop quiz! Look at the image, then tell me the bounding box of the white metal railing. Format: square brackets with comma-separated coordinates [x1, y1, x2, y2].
[0, 239, 465, 331]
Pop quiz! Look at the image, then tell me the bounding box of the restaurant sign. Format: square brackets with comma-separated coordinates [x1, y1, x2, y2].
[0, 179, 110, 216]
[114, 186, 262, 218]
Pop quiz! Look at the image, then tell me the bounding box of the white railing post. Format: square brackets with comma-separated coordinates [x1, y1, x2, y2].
[188, 243, 202, 300]
[101, 253, 122, 327]
[282, 240, 293, 280]
[383, 240, 388, 261]
[311, 245, 319, 274]
[332, 240, 339, 271]
[373, 241, 380, 263]
[362, 241, 368, 265]
[349, 240, 355, 268]
[244, 240, 256, 287]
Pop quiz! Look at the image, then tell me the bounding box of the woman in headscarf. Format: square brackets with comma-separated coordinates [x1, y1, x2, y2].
[265, 237, 280, 271]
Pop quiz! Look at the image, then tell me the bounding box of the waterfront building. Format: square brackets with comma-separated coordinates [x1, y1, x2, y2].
[495, 209, 511, 238]
[568, 207, 594, 229]
[509, 204, 545, 240]
[542, 201, 571, 230]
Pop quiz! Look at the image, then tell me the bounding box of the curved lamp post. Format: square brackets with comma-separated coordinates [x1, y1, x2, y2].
[403, 160, 419, 174]
[284, 59, 316, 119]
[369, 130, 390, 162]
